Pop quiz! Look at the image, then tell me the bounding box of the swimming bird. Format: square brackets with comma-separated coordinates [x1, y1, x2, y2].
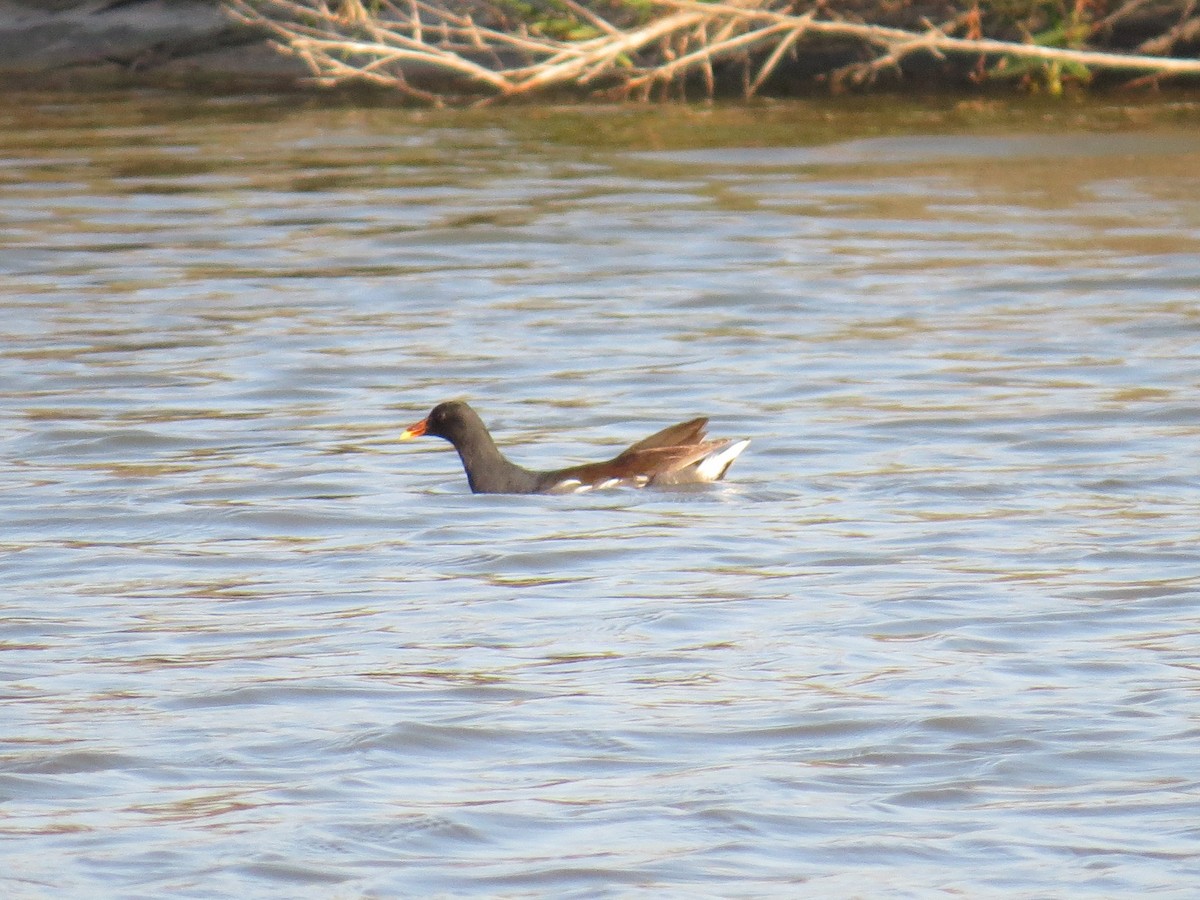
[399, 400, 749, 494]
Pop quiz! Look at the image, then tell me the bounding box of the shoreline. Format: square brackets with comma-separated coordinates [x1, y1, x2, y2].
[4, 1, 1199, 101]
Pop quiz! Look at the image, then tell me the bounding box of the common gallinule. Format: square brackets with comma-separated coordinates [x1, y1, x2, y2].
[400, 401, 749, 494]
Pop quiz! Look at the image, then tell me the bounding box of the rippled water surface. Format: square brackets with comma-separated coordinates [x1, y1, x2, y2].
[3, 91, 1200, 896]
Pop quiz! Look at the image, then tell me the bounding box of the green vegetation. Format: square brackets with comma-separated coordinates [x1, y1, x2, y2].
[986, 0, 1096, 94]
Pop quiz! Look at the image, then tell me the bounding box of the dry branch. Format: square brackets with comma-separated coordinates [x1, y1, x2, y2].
[222, 0, 1200, 103]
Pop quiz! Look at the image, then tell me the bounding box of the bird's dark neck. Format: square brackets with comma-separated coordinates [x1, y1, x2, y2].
[451, 431, 541, 494]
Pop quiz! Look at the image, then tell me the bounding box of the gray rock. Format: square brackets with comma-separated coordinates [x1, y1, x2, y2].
[0, 0, 301, 76]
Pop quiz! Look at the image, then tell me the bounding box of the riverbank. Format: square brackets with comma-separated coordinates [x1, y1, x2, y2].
[5, 1, 1199, 101]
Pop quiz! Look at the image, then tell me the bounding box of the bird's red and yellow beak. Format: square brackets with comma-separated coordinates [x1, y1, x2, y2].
[399, 416, 428, 440]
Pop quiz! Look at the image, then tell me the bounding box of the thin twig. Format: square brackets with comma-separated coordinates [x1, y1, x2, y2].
[557, 0, 622, 36]
[624, 20, 795, 92]
[747, 22, 806, 96]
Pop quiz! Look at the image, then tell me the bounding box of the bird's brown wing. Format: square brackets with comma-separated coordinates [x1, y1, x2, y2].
[542, 440, 727, 491]
[619, 417, 708, 454]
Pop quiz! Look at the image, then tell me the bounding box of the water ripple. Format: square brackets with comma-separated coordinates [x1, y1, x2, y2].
[2, 93, 1199, 897]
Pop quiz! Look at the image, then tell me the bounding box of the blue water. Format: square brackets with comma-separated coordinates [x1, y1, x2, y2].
[2, 92, 1199, 897]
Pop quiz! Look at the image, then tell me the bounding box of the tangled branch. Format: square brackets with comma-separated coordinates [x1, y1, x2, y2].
[222, 0, 1200, 104]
